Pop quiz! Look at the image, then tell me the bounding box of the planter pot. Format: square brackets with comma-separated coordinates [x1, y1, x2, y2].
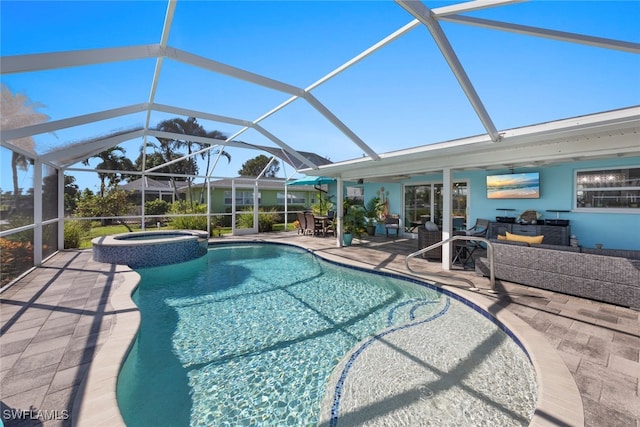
[343, 233, 353, 246]
[366, 225, 376, 236]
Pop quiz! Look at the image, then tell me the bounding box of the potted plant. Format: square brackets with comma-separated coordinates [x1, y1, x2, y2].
[343, 203, 366, 246]
[363, 196, 381, 236]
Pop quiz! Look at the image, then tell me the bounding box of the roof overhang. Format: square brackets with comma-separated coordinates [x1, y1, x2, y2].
[307, 106, 640, 181]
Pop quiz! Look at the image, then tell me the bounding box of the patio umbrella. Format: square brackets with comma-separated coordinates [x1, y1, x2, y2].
[286, 176, 336, 186]
[287, 176, 336, 205]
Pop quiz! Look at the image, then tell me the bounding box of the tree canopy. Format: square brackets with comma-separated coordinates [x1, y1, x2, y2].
[1, 84, 48, 212]
[155, 117, 231, 206]
[82, 145, 134, 197]
[238, 155, 280, 177]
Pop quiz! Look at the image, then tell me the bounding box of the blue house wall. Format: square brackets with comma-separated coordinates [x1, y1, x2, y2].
[349, 156, 639, 250]
[467, 157, 639, 250]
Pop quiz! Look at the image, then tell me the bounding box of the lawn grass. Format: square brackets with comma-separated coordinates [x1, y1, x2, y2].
[80, 224, 146, 249]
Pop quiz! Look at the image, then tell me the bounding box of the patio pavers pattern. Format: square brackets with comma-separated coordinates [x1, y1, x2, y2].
[1, 250, 124, 426]
[0, 233, 638, 426]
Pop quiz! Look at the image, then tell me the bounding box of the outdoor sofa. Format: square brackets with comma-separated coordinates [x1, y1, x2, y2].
[475, 240, 640, 309]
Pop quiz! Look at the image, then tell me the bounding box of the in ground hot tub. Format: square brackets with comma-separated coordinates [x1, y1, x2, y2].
[92, 230, 209, 268]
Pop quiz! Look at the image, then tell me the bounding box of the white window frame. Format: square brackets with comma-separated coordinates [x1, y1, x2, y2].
[574, 166, 640, 213]
[345, 185, 364, 205]
[224, 190, 261, 206]
[277, 191, 306, 205]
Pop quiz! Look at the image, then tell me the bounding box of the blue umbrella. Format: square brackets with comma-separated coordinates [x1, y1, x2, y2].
[287, 176, 336, 186]
[287, 176, 336, 204]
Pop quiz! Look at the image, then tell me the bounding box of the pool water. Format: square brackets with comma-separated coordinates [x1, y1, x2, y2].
[117, 243, 536, 426]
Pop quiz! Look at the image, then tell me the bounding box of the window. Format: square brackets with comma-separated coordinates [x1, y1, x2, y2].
[277, 191, 306, 205]
[224, 190, 260, 206]
[576, 167, 640, 210]
[345, 186, 364, 205]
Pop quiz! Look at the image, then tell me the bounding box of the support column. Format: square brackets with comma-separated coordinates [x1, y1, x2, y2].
[34, 160, 43, 265]
[58, 168, 65, 250]
[441, 167, 452, 271]
[141, 175, 146, 231]
[206, 178, 211, 237]
[231, 180, 236, 235]
[336, 177, 343, 247]
[253, 180, 259, 231]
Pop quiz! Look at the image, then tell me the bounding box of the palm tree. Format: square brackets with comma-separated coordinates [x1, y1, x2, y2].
[203, 129, 231, 174]
[0, 85, 48, 213]
[156, 117, 203, 206]
[200, 129, 232, 203]
[155, 117, 231, 207]
[82, 146, 133, 197]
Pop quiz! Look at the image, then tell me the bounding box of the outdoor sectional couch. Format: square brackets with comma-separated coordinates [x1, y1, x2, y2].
[475, 240, 640, 309]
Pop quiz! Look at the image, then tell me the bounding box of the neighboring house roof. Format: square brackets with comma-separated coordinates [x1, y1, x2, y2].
[177, 177, 317, 192]
[120, 177, 178, 192]
[232, 142, 333, 170]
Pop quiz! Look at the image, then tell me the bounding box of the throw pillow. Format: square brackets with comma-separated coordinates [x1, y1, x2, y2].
[505, 231, 544, 244]
[424, 221, 439, 231]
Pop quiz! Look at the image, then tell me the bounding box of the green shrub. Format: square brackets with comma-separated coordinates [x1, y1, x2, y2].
[64, 220, 89, 248]
[171, 215, 208, 231]
[5, 216, 33, 243]
[169, 201, 208, 230]
[145, 199, 170, 216]
[237, 208, 279, 232]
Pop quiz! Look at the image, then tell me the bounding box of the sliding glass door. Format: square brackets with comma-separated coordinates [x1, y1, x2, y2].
[404, 181, 468, 234]
[404, 185, 432, 232]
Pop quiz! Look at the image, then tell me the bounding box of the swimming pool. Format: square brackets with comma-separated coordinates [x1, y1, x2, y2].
[117, 243, 536, 426]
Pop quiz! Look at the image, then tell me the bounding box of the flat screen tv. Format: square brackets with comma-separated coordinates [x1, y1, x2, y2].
[486, 172, 540, 199]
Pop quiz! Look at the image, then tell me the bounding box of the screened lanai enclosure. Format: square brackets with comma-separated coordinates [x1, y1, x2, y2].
[1, 0, 639, 286]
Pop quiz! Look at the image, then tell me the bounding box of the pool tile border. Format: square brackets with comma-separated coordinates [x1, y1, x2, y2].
[92, 230, 208, 268]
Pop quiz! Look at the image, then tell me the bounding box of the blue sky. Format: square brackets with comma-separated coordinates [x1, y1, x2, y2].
[1, 1, 639, 193]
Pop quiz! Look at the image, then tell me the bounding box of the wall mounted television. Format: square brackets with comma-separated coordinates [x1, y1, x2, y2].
[486, 172, 540, 199]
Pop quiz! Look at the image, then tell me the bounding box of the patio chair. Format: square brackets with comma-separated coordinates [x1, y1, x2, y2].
[296, 212, 307, 235]
[453, 216, 466, 231]
[384, 215, 400, 237]
[324, 211, 336, 236]
[304, 212, 324, 236]
[418, 221, 442, 260]
[464, 218, 490, 238]
[452, 218, 490, 267]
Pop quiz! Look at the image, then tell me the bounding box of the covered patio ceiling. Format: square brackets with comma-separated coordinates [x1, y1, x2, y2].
[1, 0, 639, 180]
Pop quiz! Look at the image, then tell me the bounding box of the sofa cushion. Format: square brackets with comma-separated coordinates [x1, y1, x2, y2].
[505, 231, 544, 244]
[424, 221, 439, 231]
[489, 238, 528, 247]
